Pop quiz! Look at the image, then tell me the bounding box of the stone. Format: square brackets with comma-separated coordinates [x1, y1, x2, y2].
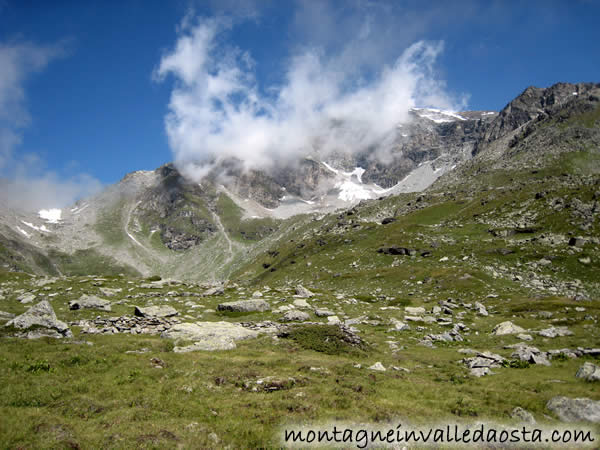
[314, 309, 334, 317]
[405, 306, 426, 315]
[368, 362, 386, 371]
[98, 287, 122, 297]
[17, 293, 36, 304]
[474, 302, 488, 316]
[492, 321, 526, 335]
[547, 397, 600, 423]
[389, 318, 409, 331]
[251, 291, 263, 298]
[162, 321, 259, 352]
[6, 300, 72, 338]
[134, 305, 179, 318]
[327, 316, 341, 324]
[578, 257, 591, 265]
[282, 310, 310, 322]
[576, 362, 600, 382]
[470, 367, 492, 377]
[292, 299, 311, 309]
[69, 294, 112, 312]
[216, 299, 270, 313]
[509, 343, 550, 366]
[538, 326, 573, 338]
[511, 407, 536, 424]
[295, 285, 314, 298]
[0, 311, 16, 321]
[517, 334, 533, 341]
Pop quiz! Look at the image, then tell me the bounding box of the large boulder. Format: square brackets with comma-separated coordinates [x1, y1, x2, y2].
[492, 321, 526, 336]
[161, 321, 259, 352]
[69, 294, 112, 312]
[217, 299, 270, 313]
[547, 397, 600, 423]
[134, 305, 178, 318]
[6, 300, 72, 338]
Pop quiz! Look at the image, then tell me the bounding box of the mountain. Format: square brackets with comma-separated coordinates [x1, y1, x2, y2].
[0, 82, 598, 284]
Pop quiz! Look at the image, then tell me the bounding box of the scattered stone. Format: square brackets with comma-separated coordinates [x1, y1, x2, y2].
[243, 376, 296, 392]
[389, 318, 409, 331]
[368, 362, 386, 372]
[547, 397, 600, 423]
[282, 310, 310, 322]
[511, 407, 536, 424]
[492, 321, 526, 335]
[470, 367, 493, 377]
[69, 294, 112, 312]
[517, 334, 533, 341]
[6, 300, 72, 338]
[292, 299, 311, 309]
[17, 293, 36, 304]
[216, 299, 270, 313]
[162, 321, 260, 352]
[135, 305, 179, 318]
[327, 316, 341, 325]
[538, 326, 573, 338]
[251, 291, 263, 298]
[314, 309, 334, 317]
[405, 306, 426, 315]
[462, 351, 506, 375]
[295, 285, 314, 298]
[99, 287, 122, 297]
[576, 362, 600, 382]
[578, 257, 591, 265]
[0, 311, 16, 321]
[474, 302, 488, 316]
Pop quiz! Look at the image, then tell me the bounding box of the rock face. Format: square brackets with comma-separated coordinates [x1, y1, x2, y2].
[492, 321, 526, 335]
[217, 299, 270, 313]
[69, 294, 112, 312]
[547, 397, 600, 423]
[576, 362, 600, 382]
[161, 321, 260, 352]
[134, 305, 179, 318]
[6, 300, 72, 338]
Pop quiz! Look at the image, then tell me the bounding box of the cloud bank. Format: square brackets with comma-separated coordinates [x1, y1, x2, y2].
[156, 10, 466, 181]
[0, 40, 102, 211]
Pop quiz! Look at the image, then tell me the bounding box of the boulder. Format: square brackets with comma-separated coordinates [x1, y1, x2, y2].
[405, 306, 426, 315]
[69, 294, 112, 312]
[295, 285, 314, 298]
[17, 293, 36, 304]
[217, 299, 270, 313]
[282, 310, 310, 322]
[576, 362, 600, 382]
[547, 397, 600, 423]
[314, 309, 334, 317]
[474, 302, 488, 316]
[292, 299, 311, 309]
[161, 321, 259, 352]
[368, 362, 386, 371]
[134, 305, 178, 318]
[6, 300, 72, 338]
[98, 287, 122, 297]
[492, 321, 526, 335]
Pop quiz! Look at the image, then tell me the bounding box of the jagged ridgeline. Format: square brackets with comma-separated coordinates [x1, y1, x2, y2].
[0, 82, 598, 283]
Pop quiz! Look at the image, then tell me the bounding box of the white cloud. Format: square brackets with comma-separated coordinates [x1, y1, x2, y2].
[157, 12, 466, 181]
[0, 40, 102, 211]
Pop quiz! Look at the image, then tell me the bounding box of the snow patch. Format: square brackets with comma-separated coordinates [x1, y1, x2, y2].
[16, 226, 31, 238]
[411, 107, 466, 123]
[321, 162, 339, 174]
[38, 209, 62, 223]
[21, 221, 50, 233]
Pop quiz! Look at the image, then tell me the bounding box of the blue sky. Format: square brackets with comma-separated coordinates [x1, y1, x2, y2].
[0, 0, 598, 209]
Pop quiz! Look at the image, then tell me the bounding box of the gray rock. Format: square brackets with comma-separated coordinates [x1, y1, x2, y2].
[69, 294, 112, 312]
[134, 305, 179, 318]
[314, 309, 334, 317]
[17, 293, 36, 304]
[161, 321, 259, 351]
[292, 299, 311, 309]
[517, 333, 533, 341]
[282, 310, 310, 322]
[547, 396, 600, 423]
[508, 343, 551, 366]
[576, 362, 600, 382]
[538, 326, 573, 338]
[98, 287, 122, 297]
[217, 299, 270, 313]
[6, 300, 72, 338]
[405, 306, 426, 315]
[368, 362, 386, 371]
[492, 321, 526, 335]
[470, 367, 493, 377]
[389, 318, 409, 331]
[511, 407, 536, 424]
[295, 285, 314, 298]
[474, 302, 488, 316]
[0, 311, 16, 321]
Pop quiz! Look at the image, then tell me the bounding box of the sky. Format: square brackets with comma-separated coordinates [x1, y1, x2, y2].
[0, 0, 598, 210]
